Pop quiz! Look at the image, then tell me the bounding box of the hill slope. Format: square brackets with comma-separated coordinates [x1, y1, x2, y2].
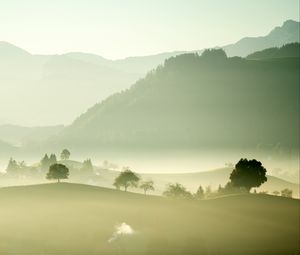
[0, 20, 298, 126]
[0, 124, 64, 146]
[0, 183, 298, 255]
[49, 49, 299, 153]
[247, 42, 300, 60]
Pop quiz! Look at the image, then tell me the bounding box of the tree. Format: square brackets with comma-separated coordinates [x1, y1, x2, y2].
[46, 163, 69, 183]
[281, 188, 293, 198]
[140, 180, 155, 195]
[80, 159, 94, 175]
[41, 154, 50, 171]
[272, 190, 280, 196]
[205, 185, 212, 198]
[195, 185, 204, 199]
[60, 149, 71, 160]
[113, 168, 140, 191]
[163, 183, 193, 199]
[229, 158, 267, 192]
[5, 158, 20, 175]
[49, 154, 57, 165]
[201, 48, 227, 62]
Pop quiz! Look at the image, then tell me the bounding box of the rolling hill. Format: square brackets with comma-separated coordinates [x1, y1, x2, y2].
[87, 166, 300, 198]
[0, 183, 298, 255]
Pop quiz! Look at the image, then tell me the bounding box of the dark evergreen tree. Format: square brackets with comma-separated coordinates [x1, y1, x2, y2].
[49, 154, 57, 166]
[5, 157, 19, 175]
[195, 185, 205, 199]
[41, 154, 50, 171]
[80, 159, 94, 175]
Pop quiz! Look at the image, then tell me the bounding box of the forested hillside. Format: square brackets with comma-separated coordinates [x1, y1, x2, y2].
[50, 48, 299, 152]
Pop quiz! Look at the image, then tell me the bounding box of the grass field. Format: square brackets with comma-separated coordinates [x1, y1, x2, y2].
[0, 183, 299, 255]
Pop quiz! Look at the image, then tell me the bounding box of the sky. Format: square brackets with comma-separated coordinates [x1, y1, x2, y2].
[0, 0, 299, 59]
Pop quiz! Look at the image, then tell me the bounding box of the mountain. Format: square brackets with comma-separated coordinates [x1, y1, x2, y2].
[0, 124, 64, 147]
[48, 48, 299, 154]
[0, 139, 16, 155]
[0, 20, 298, 126]
[66, 20, 300, 73]
[223, 20, 300, 57]
[66, 51, 186, 75]
[0, 43, 139, 126]
[246, 42, 300, 59]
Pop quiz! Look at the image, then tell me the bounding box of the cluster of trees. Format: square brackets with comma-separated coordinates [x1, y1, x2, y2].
[2, 155, 294, 199]
[163, 158, 293, 199]
[3, 149, 94, 179]
[113, 168, 154, 195]
[5, 158, 35, 177]
[272, 188, 293, 198]
[41, 154, 57, 171]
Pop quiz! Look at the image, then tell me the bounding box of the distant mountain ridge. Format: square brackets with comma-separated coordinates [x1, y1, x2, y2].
[0, 20, 299, 126]
[47, 47, 299, 154]
[223, 20, 300, 57]
[0, 124, 64, 147]
[246, 42, 300, 59]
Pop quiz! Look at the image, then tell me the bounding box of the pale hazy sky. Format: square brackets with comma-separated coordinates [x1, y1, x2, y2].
[0, 0, 299, 59]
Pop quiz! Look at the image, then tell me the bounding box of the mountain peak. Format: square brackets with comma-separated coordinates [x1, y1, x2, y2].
[0, 41, 30, 57]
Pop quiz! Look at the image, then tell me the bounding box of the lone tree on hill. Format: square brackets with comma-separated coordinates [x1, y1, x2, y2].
[140, 180, 155, 195]
[229, 158, 267, 192]
[60, 149, 71, 160]
[113, 168, 140, 191]
[46, 163, 69, 183]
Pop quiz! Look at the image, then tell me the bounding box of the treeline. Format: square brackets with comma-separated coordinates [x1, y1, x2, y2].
[2, 149, 94, 179]
[112, 158, 293, 198]
[246, 42, 300, 60]
[1, 154, 294, 198]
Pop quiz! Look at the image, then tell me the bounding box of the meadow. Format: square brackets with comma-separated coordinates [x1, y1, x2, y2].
[0, 183, 298, 255]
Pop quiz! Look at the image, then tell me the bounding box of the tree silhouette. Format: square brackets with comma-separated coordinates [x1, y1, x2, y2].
[140, 180, 155, 195]
[195, 185, 204, 199]
[80, 159, 94, 175]
[46, 163, 69, 183]
[163, 183, 193, 199]
[230, 158, 267, 192]
[281, 188, 293, 198]
[113, 168, 140, 191]
[49, 154, 57, 165]
[41, 154, 50, 171]
[60, 149, 71, 160]
[5, 158, 20, 175]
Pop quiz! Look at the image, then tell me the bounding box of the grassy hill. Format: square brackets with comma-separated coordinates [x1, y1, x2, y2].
[88, 166, 299, 198]
[0, 183, 298, 255]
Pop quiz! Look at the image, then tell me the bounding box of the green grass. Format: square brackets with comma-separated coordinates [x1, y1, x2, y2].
[0, 183, 299, 255]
